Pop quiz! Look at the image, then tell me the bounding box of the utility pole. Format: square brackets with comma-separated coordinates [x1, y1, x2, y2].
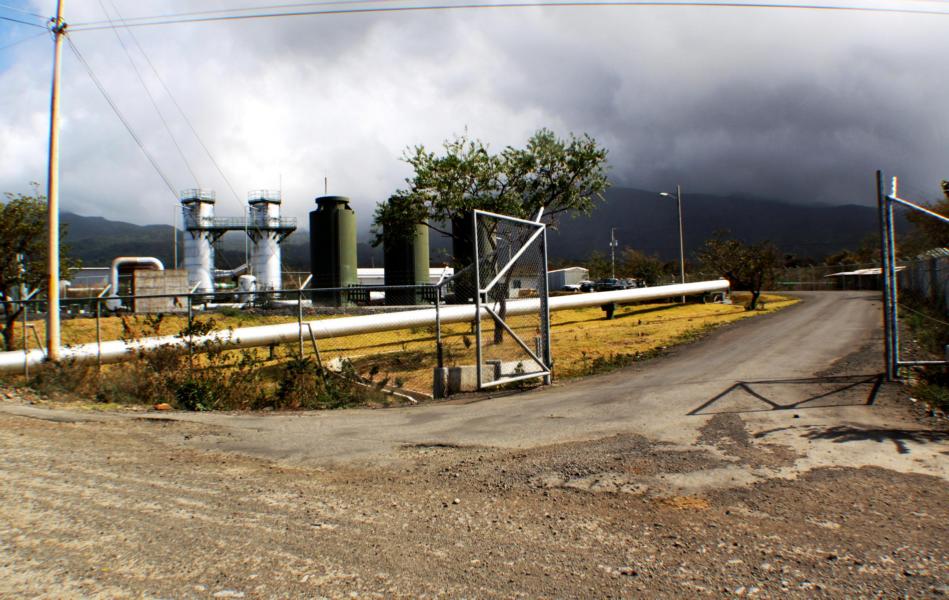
[610, 227, 618, 279]
[46, 0, 66, 363]
[676, 184, 686, 303]
[660, 185, 687, 303]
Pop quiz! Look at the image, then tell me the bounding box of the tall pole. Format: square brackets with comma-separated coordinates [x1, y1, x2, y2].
[876, 170, 893, 381]
[886, 177, 901, 375]
[46, 0, 66, 363]
[676, 184, 686, 303]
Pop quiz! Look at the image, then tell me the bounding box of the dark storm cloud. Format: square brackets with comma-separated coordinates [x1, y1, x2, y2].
[2, 1, 947, 226]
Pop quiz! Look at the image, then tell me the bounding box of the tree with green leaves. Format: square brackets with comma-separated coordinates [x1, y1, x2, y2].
[620, 248, 666, 286]
[372, 128, 610, 248]
[901, 181, 949, 257]
[0, 189, 77, 351]
[373, 128, 609, 342]
[697, 233, 780, 311]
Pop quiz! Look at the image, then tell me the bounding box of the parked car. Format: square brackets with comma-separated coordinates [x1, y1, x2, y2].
[593, 278, 628, 291]
[578, 280, 596, 292]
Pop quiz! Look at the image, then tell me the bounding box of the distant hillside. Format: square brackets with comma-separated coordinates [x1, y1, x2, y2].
[62, 213, 180, 267]
[62, 189, 901, 268]
[546, 187, 904, 262]
[60, 213, 380, 270]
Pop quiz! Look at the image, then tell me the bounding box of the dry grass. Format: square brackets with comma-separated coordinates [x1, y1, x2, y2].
[18, 293, 798, 399]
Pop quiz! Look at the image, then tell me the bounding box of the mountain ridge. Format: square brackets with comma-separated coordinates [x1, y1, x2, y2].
[60, 187, 897, 268]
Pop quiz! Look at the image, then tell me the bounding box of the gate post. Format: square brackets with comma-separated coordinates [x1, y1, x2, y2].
[876, 170, 894, 381]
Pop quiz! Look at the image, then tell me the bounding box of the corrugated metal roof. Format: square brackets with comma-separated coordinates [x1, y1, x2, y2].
[914, 247, 949, 259]
[825, 267, 906, 277]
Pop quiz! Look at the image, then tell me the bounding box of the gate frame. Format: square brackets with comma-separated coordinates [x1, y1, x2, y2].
[472, 209, 552, 390]
[877, 171, 949, 380]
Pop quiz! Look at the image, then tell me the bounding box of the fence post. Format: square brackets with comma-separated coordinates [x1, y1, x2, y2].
[435, 283, 443, 369]
[297, 275, 312, 360]
[885, 178, 901, 376]
[22, 300, 28, 379]
[540, 227, 552, 384]
[187, 292, 194, 372]
[472, 212, 483, 389]
[95, 297, 102, 372]
[298, 289, 304, 358]
[876, 171, 894, 381]
[95, 284, 111, 373]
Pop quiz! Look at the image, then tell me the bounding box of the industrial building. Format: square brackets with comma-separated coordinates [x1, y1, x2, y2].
[180, 188, 296, 295]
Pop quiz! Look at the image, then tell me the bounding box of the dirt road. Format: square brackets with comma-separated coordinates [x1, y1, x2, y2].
[1, 292, 947, 598]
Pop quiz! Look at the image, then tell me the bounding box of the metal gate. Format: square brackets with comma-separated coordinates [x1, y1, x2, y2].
[877, 172, 949, 379]
[472, 209, 552, 389]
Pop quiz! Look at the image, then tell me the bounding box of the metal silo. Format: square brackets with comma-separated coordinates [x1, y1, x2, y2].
[383, 218, 430, 305]
[309, 195, 358, 306]
[180, 189, 216, 294]
[248, 190, 292, 293]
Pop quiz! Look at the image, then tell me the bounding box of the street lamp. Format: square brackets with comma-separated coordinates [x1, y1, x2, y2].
[659, 185, 686, 302]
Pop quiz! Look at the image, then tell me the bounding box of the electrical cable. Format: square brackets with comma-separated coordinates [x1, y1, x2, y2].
[0, 30, 46, 52]
[72, 0, 418, 28]
[106, 0, 245, 215]
[66, 36, 179, 200]
[66, 0, 949, 31]
[96, 0, 202, 189]
[0, 14, 46, 28]
[0, 3, 46, 19]
[106, 0, 250, 270]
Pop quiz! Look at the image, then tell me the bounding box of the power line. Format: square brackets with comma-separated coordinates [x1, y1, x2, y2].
[67, 0, 949, 31]
[0, 3, 47, 19]
[96, 0, 202, 188]
[70, 0, 416, 28]
[105, 1, 246, 214]
[66, 36, 179, 199]
[106, 0, 251, 266]
[0, 14, 47, 28]
[0, 30, 46, 52]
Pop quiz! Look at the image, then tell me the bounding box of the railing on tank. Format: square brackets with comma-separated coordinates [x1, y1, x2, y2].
[182, 216, 297, 231]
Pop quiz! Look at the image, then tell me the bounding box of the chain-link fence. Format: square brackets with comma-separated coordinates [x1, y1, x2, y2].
[775, 262, 881, 292]
[900, 250, 949, 313]
[3, 283, 456, 403]
[1, 217, 553, 401]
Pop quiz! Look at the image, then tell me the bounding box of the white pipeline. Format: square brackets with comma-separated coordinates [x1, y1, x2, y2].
[0, 280, 729, 373]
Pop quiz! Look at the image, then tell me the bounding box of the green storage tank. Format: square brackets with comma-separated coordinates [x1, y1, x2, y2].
[309, 195, 358, 306]
[383, 219, 430, 306]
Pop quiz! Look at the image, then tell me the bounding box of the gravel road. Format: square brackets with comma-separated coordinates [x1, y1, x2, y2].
[1, 291, 946, 598]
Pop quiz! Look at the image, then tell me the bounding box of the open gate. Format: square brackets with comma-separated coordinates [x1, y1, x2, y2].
[472, 209, 552, 389]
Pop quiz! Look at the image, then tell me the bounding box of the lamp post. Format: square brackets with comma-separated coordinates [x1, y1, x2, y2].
[659, 185, 686, 303]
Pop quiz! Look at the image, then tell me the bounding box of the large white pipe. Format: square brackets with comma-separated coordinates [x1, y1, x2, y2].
[109, 257, 164, 297]
[0, 280, 728, 373]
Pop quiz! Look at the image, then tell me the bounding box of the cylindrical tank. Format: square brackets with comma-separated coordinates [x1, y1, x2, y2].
[309, 195, 358, 306]
[384, 220, 430, 305]
[237, 274, 257, 303]
[248, 191, 282, 292]
[180, 190, 216, 295]
[449, 211, 476, 303]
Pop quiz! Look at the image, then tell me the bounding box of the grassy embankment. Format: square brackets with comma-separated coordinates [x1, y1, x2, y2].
[12, 293, 797, 405]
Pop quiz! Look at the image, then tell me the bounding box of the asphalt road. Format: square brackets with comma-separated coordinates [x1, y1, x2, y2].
[3, 291, 947, 598]
[93, 290, 938, 480]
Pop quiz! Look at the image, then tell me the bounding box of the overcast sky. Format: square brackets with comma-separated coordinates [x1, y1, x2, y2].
[0, 0, 946, 229]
